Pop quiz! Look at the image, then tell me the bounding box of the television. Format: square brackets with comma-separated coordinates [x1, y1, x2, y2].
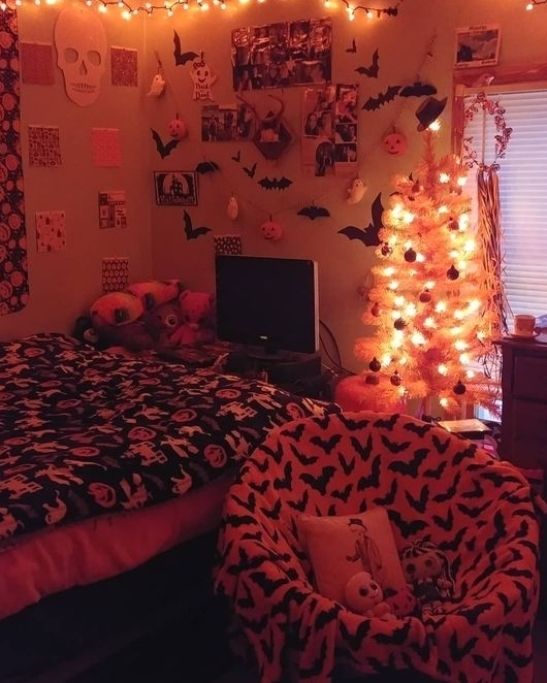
[215, 255, 319, 356]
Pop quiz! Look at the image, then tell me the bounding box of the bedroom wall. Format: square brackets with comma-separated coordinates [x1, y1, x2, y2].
[146, 0, 547, 372]
[0, 7, 151, 340]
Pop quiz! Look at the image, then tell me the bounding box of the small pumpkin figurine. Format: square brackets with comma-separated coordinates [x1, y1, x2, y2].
[261, 217, 283, 241]
[168, 114, 188, 141]
[383, 128, 408, 156]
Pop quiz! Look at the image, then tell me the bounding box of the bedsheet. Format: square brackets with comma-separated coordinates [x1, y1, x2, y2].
[0, 333, 333, 545]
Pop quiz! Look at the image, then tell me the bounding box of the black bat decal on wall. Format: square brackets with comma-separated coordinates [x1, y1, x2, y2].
[151, 129, 179, 159]
[173, 30, 199, 66]
[258, 176, 293, 190]
[399, 81, 438, 97]
[355, 49, 380, 78]
[338, 192, 384, 247]
[182, 211, 211, 240]
[195, 161, 219, 174]
[363, 85, 401, 110]
[243, 162, 257, 178]
[231, 150, 241, 163]
[297, 205, 331, 220]
[346, 38, 357, 53]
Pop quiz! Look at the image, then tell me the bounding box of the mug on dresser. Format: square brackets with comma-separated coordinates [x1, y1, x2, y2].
[514, 314, 536, 337]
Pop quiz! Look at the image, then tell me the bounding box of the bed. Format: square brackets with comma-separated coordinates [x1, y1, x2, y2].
[0, 333, 334, 680]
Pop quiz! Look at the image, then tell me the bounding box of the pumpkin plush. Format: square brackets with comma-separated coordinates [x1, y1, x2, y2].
[90, 291, 155, 352]
[170, 290, 215, 346]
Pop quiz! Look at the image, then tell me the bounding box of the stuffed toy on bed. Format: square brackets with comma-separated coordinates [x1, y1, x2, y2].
[169, 290, 215, 346]
[90, 291, 156, 352]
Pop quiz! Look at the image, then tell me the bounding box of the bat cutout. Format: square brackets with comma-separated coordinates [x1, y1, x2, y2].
[399, 81, 438, 98]
[338, 192, 384, 247]
[355, 49, 380, 78]
[243, 162, 257, 178]
[195, 161, 219, 175]
[346, 38, 357, 53]
[297, 205, 331, 220]
[258, 176, 293, 191]
[182, 211, 211, 241]
[363, 85, 401, 111]
[151, 128, 179, 159]
[173, 30, 199, 66]
[231, 150, 241, 163]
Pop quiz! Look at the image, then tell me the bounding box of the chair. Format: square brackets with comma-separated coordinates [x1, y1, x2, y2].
[214, 411, 539, 683]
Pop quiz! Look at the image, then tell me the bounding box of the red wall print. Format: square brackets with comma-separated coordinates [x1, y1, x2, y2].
[0, 5, 28, 316]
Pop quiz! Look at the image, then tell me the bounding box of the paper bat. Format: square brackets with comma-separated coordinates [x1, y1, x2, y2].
[363, 84, 400, 111]
[182, 211, 211, 241]
[232, 150, 241, 163]
[258, 176, 293, 191]
[243, 162, 257, 178]
[399, 81, 438, 97]
[355, 49, 379, 78]
[151, 128, 179, 159]
[297, 205, 331, 220]
[173, 30, 199, 66]
[338, 192, 384, 247]
[346, 38, 357, 53]
[195, 161, 219, 174]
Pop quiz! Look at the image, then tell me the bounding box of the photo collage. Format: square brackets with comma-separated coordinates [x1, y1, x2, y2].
[231, 19, 332, 91]
[201, 102, 255, 142]
[301, 83, 359, 177]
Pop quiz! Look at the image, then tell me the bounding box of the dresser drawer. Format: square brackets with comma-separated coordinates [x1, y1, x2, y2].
[513, 356, 547, 402]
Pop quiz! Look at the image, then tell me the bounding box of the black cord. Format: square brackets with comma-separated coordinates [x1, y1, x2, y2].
[319, 321, 353, 376]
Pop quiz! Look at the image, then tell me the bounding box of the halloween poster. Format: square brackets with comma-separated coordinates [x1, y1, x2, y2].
[98, 191, 127, 229]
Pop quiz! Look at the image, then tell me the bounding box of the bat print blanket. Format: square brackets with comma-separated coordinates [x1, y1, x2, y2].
[0, 334, 334, 544]
[215, 412, 539, 683]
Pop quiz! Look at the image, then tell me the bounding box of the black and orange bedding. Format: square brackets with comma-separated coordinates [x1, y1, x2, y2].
[0, 333, 332, 545]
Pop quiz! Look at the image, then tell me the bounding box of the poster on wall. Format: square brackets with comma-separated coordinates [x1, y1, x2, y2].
[455, 25, 501, 68]
[102, 256, 129, 292]
[98, 191, 127, 229]
[35, 210, 66, 252]
[231, 18, 332, 91]
[201, 103, 255, 142]
[154, 171, 198, 206]
[301, 83, 359, 177]
[28, 125, 62, 167]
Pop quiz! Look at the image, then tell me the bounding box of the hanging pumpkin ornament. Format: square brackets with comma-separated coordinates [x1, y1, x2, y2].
[380, 243, 393, 257]
[371, 302, 381, 317]
[390, 371, 402, 387]
[419, 289, 432, 303]
[369, 357, 381, 372]
[346, 177, 367, 205]
[382, 128, 408, 156]
[227, 195, 239, 221]
[448, 218, 459, 231]
[261, 217, 283, 241]
[365, 374, 380, 385]
[168, 114, 188, 140]
[453, 380, 466, 395]
[394, 318, 407, 331]
[447, 264, 459, 281]
[404, 248, 417, 263]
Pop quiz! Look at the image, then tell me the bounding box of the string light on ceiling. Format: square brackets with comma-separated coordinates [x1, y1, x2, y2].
[0, 0, 403, 19]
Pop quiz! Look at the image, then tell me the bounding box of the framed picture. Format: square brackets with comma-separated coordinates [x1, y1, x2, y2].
[231, 18, 332, 91]
[455, 25, 501, 69]
[154, 171, 198, 207]
[201, 103, 255, 142]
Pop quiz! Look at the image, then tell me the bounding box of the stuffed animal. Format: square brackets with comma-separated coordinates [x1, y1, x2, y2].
[344, 571, 394, 618]
[127, 279, 182, 312]
[401, 540, 454, 611]
[169, 290, 215, 347]
[144, 300, 184, 349]
[90, 291, 155, 352]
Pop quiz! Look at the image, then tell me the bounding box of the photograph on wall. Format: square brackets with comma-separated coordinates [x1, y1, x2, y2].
[201, 103, 255, 142]
[98, 191, 127, 229]
[231, 18, 332, 91]
[154, 171, 198, 207]
[455, 24, 501, 68]
[301, 83, 359, 177]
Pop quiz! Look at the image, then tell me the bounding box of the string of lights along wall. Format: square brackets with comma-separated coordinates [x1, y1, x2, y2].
[0, 0, 403, 19]
[526, 0, 546, 9]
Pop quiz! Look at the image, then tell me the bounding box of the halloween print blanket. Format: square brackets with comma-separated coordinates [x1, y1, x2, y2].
[0, 334, 333, 543]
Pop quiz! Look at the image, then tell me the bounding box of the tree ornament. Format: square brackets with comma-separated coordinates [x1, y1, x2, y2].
[381, 243, 393, 257]
[453, 380, 466, 395]
[227, 195, 239, 221]
[261, 217, 283, 241]
[346, 178, 367, 205]
[371, 302, 381, 317]
[394, 318, 407, 331]
[168, 114, 188, 140]
[147, 73, 167, 98]
[369, 357, 381, 372]
[419, 289, 432, 303]
[447, 264, 459, 281]
[383, 129, 408, 156]
[404, 248, 417, 263]
[390, 371, 402, 387]
[448, 218, 459, 231]
[365, 374, 380, 385]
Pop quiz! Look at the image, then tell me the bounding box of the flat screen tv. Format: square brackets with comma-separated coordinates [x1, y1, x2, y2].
[215, 255, 319, 356]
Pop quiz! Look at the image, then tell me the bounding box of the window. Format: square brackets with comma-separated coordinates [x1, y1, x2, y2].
[464, 86, 547, 321]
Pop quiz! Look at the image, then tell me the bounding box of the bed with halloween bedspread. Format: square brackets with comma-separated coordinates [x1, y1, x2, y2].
[0, 333, 333, 619]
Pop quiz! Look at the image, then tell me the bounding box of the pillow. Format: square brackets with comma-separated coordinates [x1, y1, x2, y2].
[297, 507, 406, 604]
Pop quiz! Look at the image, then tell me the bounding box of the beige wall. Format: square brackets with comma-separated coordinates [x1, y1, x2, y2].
[0, 6, 152, 339]
[2, 1, 546, 371]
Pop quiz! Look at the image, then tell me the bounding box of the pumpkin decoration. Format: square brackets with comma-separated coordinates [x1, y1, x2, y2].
[261, 218, 283, 242]
[168, 115, 188, 140]
[383, 129, 408, 156]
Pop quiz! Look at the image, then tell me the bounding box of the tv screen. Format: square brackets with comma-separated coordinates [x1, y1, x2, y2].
[215, 256, 319, 355]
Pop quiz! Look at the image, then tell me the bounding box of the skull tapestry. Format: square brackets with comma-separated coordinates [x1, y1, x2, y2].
[0, 5, 28, 316]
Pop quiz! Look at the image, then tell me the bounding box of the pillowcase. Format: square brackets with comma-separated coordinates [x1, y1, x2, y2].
[297, 507, 406, 604]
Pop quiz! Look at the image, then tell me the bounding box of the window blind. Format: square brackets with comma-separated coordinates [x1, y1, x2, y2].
[464, 88, 547, 320]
